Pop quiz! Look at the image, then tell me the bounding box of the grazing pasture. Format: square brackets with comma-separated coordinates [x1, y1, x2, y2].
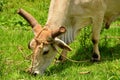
[0, 0, 120, 79]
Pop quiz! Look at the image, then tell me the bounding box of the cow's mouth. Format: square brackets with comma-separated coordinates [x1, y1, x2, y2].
[26, 67, 45, 76]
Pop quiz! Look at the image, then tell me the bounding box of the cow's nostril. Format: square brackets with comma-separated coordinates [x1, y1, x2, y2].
[33, 72, 37, 76]
[32, 71, 40, 76]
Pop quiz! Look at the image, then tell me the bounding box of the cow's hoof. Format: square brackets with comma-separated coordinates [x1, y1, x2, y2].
[91, 53, 100, 62]
[105, 23, 110, 29]
[91, 58, 100, 62]
[54, 58, 66, 64]
[58, 56, 67, 62]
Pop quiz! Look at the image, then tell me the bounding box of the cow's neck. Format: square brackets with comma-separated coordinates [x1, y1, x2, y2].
[46, 0, 71, 30]
[45, 0, 75, 44]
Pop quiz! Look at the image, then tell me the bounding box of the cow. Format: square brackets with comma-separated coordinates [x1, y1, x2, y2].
[18, 0, 120, 75]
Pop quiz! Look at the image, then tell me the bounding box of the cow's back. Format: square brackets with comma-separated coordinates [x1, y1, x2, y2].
[70, 0, 106, 17]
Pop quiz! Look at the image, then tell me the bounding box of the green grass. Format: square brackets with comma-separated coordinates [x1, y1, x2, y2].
[0, 0, 120, 80]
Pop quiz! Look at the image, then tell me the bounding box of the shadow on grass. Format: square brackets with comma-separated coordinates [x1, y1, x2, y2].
[47, 43, 120, 76]
[100, 44, 120, 61]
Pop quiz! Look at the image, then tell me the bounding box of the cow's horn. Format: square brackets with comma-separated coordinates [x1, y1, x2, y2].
[17, 8, 39, 28]
[52, 26, 66, 38]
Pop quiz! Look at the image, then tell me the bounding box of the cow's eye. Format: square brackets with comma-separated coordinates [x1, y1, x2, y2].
[43, 50, 49, 55]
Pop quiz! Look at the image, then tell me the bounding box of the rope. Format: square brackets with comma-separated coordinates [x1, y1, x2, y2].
[55, 48, 90, 63]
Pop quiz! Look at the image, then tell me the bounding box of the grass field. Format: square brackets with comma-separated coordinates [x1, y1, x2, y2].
[0, 0, 120, 80]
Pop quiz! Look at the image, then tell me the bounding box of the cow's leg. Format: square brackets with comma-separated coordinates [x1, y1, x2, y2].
[91, 14, 104, 61]
[58, 49, 67, 62]
[58, 18, 92, 62]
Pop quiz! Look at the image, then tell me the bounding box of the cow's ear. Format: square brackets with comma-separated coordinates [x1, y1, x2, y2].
[54, 38, 72, 51]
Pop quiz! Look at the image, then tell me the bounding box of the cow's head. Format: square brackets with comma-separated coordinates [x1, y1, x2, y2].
[18, 9, 71, 75]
